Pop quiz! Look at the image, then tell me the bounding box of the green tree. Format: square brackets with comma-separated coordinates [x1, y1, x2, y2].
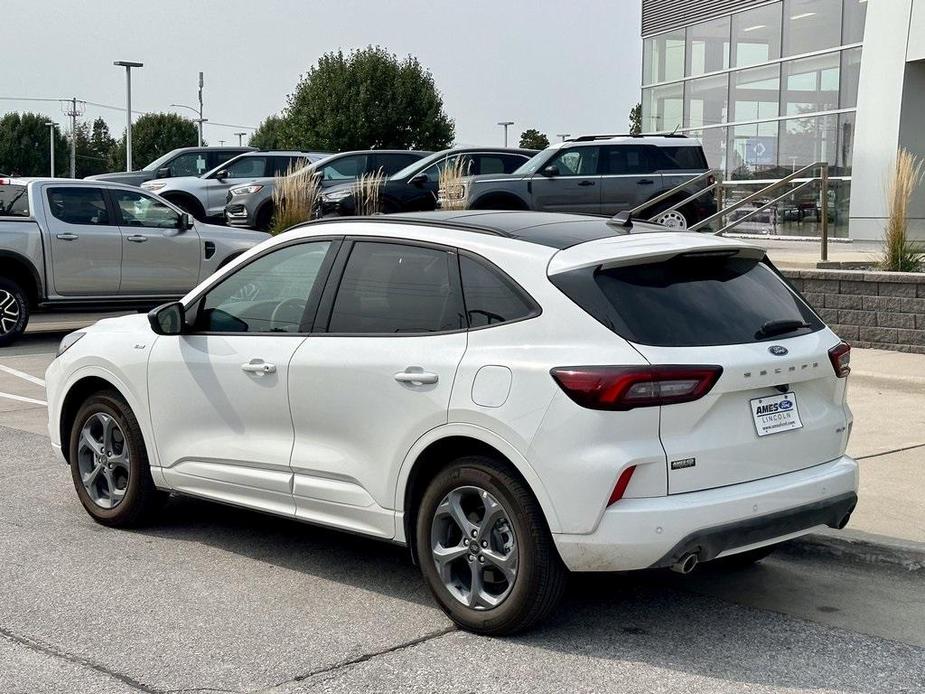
[109, 113, 199, 170]
[250, 114, 289, 149]
[0, 112, 69, 176]
[284, 46, 454, 151]
[629, 102, 642, 135]
[72, 118, 117, 177]
[519, 128, 549, 150]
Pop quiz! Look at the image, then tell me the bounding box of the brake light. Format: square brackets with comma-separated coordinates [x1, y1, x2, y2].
[828, 342, 851, 378]
[550, 365, 723, 410]
[607, 466, 636, 506]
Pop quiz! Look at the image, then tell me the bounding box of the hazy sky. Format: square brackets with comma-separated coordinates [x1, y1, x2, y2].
[3, 1, 642, 150]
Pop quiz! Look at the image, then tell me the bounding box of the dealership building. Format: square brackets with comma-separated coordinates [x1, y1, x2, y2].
[640, 0, 925, 240]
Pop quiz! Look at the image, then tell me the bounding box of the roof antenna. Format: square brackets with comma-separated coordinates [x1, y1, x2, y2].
[669, 124, 680, 136]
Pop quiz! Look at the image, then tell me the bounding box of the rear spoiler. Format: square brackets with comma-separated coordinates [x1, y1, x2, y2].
[547, 234, 766, 275]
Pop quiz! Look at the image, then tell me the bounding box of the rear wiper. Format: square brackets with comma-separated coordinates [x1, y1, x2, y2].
[756, 319, 811, 339]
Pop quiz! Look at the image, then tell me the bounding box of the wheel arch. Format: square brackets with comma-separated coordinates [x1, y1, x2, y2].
[161, 191, 206, 220]
[0, 251, 43, 307]
[395, 425, 561, 563]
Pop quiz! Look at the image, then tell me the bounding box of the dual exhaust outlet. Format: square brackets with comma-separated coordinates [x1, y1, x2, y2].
[670, 552, 699, 575]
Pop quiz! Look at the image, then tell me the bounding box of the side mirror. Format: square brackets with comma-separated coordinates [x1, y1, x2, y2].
[215, 169, 229, 181]
[148, 301, 186, 335]
[178, 212, 194, 230]
[156, 167, 172, 179]
[410, 173, 428, 186]
[541, 165, 559, 177]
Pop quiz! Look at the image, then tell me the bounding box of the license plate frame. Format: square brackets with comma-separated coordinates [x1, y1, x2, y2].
[750, 392, 803, 437]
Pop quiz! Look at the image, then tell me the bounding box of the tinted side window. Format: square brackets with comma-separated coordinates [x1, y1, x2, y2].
[0, 185, 29, 217]
[375, 153, 422, 175]
[208, 150, 245, 170]
[271, 156, 307, 177]
[328, 242, 462, 334]
[601, 146, 657, 175]
[474, 155, 508, 175]
[660, 146, 708, 170]
[498, 154, 529, 173]
[223, 156, 266, 178]
[197, 241, 332, 333]
[168, 152, 210, 176]
[460, 255, 537, 328]
[321, 154, 367, 181]
[46, 187, 110, 226]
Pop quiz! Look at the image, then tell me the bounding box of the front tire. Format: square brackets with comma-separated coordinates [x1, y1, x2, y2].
[416, 456, 567, 635]
[68, 390, 165, 528]
[0, 277, 29, 347]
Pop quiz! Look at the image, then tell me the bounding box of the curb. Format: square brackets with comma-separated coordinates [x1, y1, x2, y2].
[785, 529, 925, 571]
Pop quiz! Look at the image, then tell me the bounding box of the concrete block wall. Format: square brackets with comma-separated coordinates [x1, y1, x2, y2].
[783, 269, 925, 353]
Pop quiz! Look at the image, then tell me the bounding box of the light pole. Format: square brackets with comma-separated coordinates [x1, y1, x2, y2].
[114, 60, 144, 172]
[234, 132, 246, 146]
[171, 104, 207, 146]
[556, 133, 571, 142]
[497, 121, 514, 147]
[44, 122, 56, 176]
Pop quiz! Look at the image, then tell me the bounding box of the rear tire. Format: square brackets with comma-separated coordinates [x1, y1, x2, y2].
[0, 277, 29, 347]
[416, 455, 567, 635]
[68, 390, 166, 528]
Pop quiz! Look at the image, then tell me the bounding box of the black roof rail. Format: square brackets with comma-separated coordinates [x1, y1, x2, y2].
[568, 133, 690, 142]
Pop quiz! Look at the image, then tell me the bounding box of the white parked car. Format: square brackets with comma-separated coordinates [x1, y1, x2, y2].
[46, 211, 858, 635]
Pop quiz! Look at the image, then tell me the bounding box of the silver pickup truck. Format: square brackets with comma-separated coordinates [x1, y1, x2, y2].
[0, 177, 267, 346]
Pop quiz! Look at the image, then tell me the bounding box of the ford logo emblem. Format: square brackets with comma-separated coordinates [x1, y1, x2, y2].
[779, 400, 793, 410]
[769, 345, 789, 356]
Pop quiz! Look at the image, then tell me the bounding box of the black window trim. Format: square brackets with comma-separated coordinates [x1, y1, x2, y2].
[181, 235, 344, 337]
[313, 236, 468, 338]
[456, 250, 542, 332]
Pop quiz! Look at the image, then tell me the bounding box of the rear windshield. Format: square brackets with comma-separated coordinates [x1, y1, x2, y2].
[0, 185, 29, 217]
[551, 255, 823, 347]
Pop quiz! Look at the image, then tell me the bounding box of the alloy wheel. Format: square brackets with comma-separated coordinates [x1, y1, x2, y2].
[0, 289, 20, 335]
[76, 413, 131, 509]
[655, 209, 688, 229]
[430, 485, 518, 610]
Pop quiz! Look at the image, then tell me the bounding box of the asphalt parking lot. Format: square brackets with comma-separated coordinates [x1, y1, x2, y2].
[1, 331, 924, 694]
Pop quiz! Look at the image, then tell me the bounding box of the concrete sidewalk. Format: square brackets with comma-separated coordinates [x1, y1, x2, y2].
[756, 236, 884, 270]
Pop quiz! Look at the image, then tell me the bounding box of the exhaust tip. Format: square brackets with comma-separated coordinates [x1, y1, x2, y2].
[670, 552, 699, 574]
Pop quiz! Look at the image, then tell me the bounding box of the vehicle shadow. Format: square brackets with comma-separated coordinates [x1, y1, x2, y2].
[135, 494, 923, 693]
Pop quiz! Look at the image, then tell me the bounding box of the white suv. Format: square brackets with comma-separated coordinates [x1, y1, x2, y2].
[46, 210, 858, 635]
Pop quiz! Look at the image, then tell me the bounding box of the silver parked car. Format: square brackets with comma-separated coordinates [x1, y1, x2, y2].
[141, 151, 329, 221]
[224, 150, 430, 230]
[86, 146, 254, 187]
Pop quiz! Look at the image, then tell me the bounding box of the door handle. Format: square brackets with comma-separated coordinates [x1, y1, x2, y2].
[394, 369, 439, 385]
[578, 180, 595, 187]
[56, 233, 79, 241]
[127, 234, 148, 243]
[241, 359, 277, 375]
[637, 179, 655, 185]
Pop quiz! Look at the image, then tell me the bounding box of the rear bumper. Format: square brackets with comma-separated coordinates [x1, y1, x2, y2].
[553, 455, 859, 572]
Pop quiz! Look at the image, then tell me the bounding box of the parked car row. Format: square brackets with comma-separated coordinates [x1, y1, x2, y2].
[88, 146, 255, 187]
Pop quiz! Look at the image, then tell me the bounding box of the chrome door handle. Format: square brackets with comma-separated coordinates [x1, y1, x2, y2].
[394, 369, 439, 385]
[241, 359, 277, 375]
[56, 233, 79, 241]
[127, 234, 148, 243]
[637, 178, 655, 185]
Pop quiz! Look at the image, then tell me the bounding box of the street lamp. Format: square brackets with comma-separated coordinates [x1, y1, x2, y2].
[44, 122, 56, 176]
[234, 132, 247, 146]
[497, 121, 514, 147]
[170, 103, 207, 146]
[114, 60, 144, 172]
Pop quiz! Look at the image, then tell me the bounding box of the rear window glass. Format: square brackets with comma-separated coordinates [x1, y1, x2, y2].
[0, 185, 29, 217]
[660, 146, 708, 170]
[551, 255, 823, 347]
[460, 255, 537, 327]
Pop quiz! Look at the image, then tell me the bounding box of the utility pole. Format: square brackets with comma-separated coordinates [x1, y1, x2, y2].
[557, 133, 571, 142]
[44, 122, 56, 176]
[62, 98, 82, 178]
[497, 121, 514, 147]
[114, 60, 144, 171]
[234, 132, 246, 146]
[198, 71, 204, 146]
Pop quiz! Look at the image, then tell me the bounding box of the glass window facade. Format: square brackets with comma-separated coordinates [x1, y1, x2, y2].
[640, 0, 866, 238]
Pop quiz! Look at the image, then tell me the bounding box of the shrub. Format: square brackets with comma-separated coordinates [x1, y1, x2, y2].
[270, 163, 320, 235]
[437, 155, 471, 211]
[352, 169, 387, 215]
[881, 149, 925, 272]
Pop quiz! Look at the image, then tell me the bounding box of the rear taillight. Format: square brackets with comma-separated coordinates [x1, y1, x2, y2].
[550, 365, 723, 411]
[828, 342, 851, 378]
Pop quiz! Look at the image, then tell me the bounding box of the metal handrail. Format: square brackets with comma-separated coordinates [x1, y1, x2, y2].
[689, 161, 825, 232]
[714, 179, 816, 235]
[646, 181, 718, 223]
[609, 168, 719, 227]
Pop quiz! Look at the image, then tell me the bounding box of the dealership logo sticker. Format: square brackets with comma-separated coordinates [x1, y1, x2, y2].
[768, 345, 789, 356]
[670, 457, 696, 470]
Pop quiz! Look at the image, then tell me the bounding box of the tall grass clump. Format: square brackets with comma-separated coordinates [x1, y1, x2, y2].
[437, 155, 471, 210]
[270, 163, 320, 235]
[881, 149, 925, 272]
[353, 168, 387, 215]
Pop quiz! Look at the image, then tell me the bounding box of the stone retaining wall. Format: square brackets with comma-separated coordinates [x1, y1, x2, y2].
[783, 269, 925, 353]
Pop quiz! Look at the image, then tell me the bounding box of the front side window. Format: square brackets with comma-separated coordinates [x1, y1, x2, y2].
[460, 255, 536, 328]
[220, 156, 267, 178]
[547, 147, 600, 176]
[328, 242, 462, 334]
[196, 241, 332, 333]
[112, 190, 180, 229]
[320, 155, 367, 181]
[46, 187, 110, 226]
[168, 152, 210, 177]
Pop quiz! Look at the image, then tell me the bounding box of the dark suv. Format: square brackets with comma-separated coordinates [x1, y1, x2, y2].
[444, 135, 715, 229]
[319, 147, 536, 216]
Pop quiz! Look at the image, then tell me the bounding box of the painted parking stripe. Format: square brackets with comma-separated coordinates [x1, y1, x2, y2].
[0, 364, 46, 388]
[0, 391, 47, 406]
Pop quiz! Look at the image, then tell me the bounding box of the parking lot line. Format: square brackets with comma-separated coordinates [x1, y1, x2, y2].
[0, 391, 47, 406]
[0, 364, 46, 387]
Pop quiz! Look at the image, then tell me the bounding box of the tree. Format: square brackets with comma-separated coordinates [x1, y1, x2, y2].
[519, 128, 549, 150]
[250, 114, 289, 150]
[629, 102, 642, 135]
[0, 112, 69, 176]
[109, 113, 199, 171]
[73, 118, 117, 177]
[284, 46, 454, 151]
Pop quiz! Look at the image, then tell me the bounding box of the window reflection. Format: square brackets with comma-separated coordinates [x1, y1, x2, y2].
[686, 17, 730, 77]
[732, 3, 783, 68]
